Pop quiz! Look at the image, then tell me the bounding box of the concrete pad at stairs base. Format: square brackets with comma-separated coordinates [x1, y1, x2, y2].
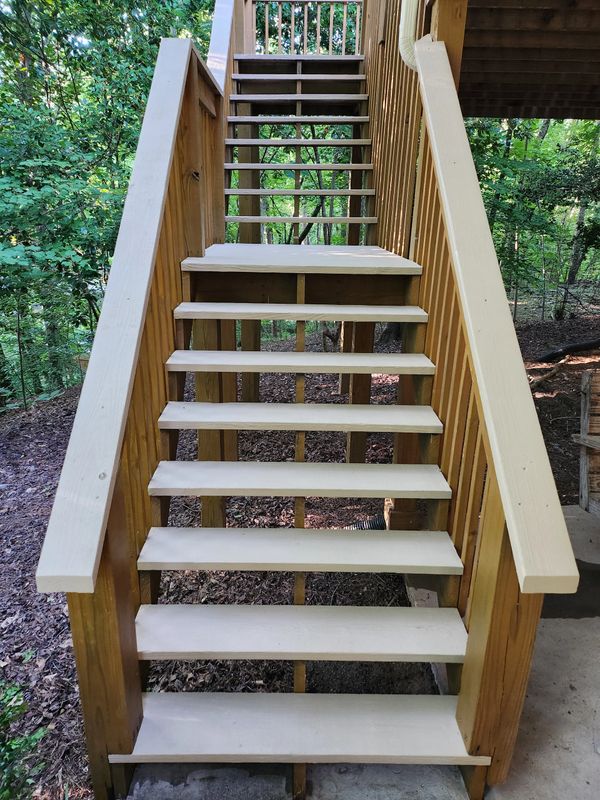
[128, 765, 289, 800]
[310, 764, 468, 799]
[488, 618, 600, 800]
[128, 764, 469, 800]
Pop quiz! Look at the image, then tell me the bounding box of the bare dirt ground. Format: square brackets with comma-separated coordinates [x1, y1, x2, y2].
[0, 316, 598, 798]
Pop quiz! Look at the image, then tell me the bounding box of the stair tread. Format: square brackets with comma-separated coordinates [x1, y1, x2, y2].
[166, 350, 435, 375]
[135, 604, 467, 662]
[230, 94, 368, 101]
[137, 527, 464, 574]
[225, 188, 375, 195]
[182, 243, 421, 274]
[225, 162, 373, 169]
[228, 115, 369, 123]
[158, 401, 440, 432]
[108, 693, 491, 765]
[234, 54, 365, 61]
[226, 216, 377, 224]
[232, 73, 366, 81]
[226, 138, 371, 146]
[148, 461, 451, 499]
[174, 301, 427, 322]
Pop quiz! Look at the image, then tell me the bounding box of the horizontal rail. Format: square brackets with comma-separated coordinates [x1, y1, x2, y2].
[414, 38, 578, 594]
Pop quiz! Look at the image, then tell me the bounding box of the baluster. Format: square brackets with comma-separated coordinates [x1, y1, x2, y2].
[355, 1, 361, 55]
[316, 2, 321, 54]
[303, 1, 308, 54]
[329, 2, 334, 54]
[342, 1, 347, 56]
[278, 2, 282, 52]
[291, 2, 296, 54]
[264, 1, 269, 54]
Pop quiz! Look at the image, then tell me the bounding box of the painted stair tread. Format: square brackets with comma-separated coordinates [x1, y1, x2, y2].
[182, 243, 420, 274]
[173, 302, 426, 322]
[158, 401, 441, 432]
[137, 527, 464, 574]
[166, 350, 434, 375]
[148, 461, 451, 499]
[108, 693, 491, 765]
[135, 604, 468, 662]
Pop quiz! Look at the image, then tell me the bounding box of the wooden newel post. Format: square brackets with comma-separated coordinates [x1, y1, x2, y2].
[456, 466, 543, 796]
[67, 476, 142, 800]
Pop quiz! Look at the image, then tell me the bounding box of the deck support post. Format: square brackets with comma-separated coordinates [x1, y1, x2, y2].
[456, 467, 543, 788]
[67, 478, 142, 800]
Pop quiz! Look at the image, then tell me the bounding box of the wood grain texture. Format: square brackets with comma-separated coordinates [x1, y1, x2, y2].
[135, 604, 468, 662]
[148, 460, 452, 499]
[415, 38, 578, 594]
[137, 527, 464, 574]
[109, 693, 491, 765]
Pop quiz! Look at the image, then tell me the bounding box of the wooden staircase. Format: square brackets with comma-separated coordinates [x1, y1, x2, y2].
[35, 7, 579, 800]
[226, 55, 375, 240]
[109, 241, 485, 768]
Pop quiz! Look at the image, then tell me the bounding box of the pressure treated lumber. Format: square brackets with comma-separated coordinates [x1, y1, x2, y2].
[137, 527, 464, 574]
[174, 301, 427, 322]
[135, 604, 468, 662]
[226, 215, 377, 224]
[230, 93, 369, 102]
[234, 54, 365, 61]
[166, 350, 435, 375]
[226, 138, 371, 146]
[182, 243, 421, 274]
[228, 115, 369, 123]
[225, 188, 376, 196]
[159, 401, 441, 432]
[232, 73, 367, 81]
[416, 39, 578, 594]
[108, 693, 491, 765]
[148, 460, 451, 499]
[225, 162, 373, 170]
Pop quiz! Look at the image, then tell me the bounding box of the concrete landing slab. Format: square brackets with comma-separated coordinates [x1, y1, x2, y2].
[488, 618, 600, 800]
[310, 764, 467, 799]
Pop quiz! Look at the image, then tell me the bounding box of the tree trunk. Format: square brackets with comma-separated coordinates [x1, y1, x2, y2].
[554, 200, 588, 320]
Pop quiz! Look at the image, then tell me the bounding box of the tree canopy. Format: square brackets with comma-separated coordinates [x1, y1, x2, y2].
[0, 1, 598, 409]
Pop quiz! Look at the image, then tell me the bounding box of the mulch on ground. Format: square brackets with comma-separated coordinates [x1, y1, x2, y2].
[1, 316, 598, 798]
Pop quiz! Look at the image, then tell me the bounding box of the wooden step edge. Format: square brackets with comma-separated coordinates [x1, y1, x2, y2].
[158, 400, 441, 432]
[227, 116, 370, 123]
[134, 605, 468, 663]
[173, 301, 427, 323]
[230, 94, 369, 101]
[137, 528, 464, 575]
[147, 461, 451, 500]
[225, 188, 376, 196]
[225, 138, 371, 146]
[232, 73, 367, 81]
[234, 54, 365, 61]
[225, 216, 377, 224]
[108, 693, 491, 766]
[165, 350, 436, 375]
[225, 163, 373, 170]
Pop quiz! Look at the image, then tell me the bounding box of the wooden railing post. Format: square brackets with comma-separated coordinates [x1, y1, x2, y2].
[430, 0, 468, 86]
[67, 476, 142, 800]
[456, 466, 543, 789]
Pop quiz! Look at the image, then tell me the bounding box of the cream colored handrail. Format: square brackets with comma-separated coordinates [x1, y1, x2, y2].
[208, 0, 236, 92]
[414, 37, 578, 594]
[36, 40, 216, 593]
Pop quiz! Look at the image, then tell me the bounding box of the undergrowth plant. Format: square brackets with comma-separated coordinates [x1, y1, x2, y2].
[0, 683, 45, 800]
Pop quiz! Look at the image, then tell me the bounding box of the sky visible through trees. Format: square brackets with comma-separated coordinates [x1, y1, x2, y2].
[0, 1, 598, 408]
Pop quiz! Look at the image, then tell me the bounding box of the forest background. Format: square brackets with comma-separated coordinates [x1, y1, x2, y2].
[0, 0, 598, 410]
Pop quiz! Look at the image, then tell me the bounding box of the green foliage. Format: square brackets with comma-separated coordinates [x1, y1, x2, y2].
[0, 683, 45, 800]
[0, 0, 214, 408]
[466, 117, 600, 322]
